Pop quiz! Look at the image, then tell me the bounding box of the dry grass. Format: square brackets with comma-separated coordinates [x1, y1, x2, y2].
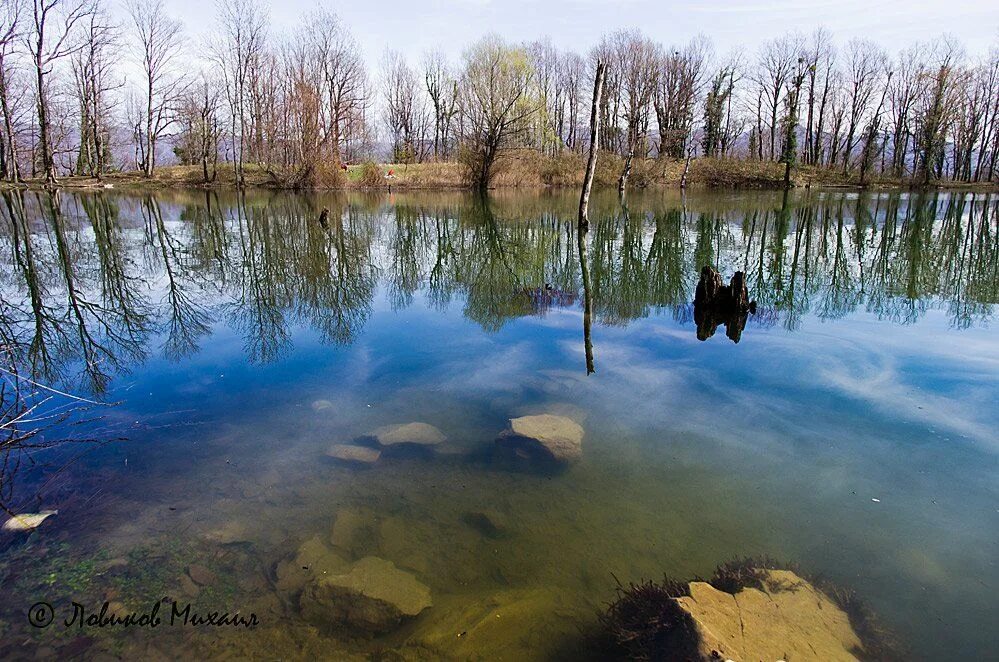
[4, 155, 996, 193]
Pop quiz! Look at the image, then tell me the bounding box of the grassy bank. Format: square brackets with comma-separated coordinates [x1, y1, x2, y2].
[3, 152, 996, 192]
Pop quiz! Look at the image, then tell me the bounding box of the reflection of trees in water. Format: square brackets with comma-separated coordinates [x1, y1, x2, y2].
[388, 205, 427, 311]
[0, 190, 996, 391]
[229, 198, 292, 363]
[592, 205, 650, 325]
[1, 191, 149, 394]
[300, 203, 377, 346]
[646, 209, 691, 321]
[3, 192, 64, 384]
[141, 196, 212, 361]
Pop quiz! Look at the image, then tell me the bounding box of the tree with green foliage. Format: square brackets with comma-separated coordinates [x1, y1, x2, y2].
[457, 35, 537, 191]
[781, 57, 807, 187]
[702, 65, 736, 158]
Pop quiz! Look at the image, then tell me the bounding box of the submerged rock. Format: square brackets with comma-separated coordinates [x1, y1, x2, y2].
[676, 569, 863, 661]
[329, 507, 436, 576]
[378, 516, 433, 576]
[204, 520, 252, 545]
[432, 442, 467, 457]
[275, 535, 349, 594]
[300, 556, 432, 633]
[179, 573, 201, 598]
[372, 422, 446, 447]
[511, 402, 588, 424]
[326, 444, 381, 464]
[412, 588, 584, 660]
[461, 511, 510, 540]
[2, 510, 58, 532]
[495, 414, 583, 463]
[330, 508, 381, 558]
[187, 564, 217, 586]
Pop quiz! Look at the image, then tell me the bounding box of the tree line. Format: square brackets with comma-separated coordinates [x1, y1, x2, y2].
[0, 0, 997, 189]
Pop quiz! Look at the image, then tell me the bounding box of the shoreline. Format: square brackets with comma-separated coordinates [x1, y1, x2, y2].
[2, 158, 997, 194]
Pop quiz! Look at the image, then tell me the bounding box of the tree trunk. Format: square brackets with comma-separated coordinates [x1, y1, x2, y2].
[618, 145, 633, 196]
[578, 61, 605, 229]
[35, 49, 57, 183]
[145, 77, 154, 177]
[0, 72, 19, 182]
[91, 82, 105, 180]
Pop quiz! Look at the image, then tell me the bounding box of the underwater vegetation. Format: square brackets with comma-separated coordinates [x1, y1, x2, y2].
[708, 555, 785, 593]
[601, 574, 699, 660]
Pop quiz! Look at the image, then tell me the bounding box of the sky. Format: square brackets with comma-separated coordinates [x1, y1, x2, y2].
[155, 0, 998, 73]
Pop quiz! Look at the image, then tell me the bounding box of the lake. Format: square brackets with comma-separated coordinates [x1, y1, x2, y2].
[0, 188, 996, 660]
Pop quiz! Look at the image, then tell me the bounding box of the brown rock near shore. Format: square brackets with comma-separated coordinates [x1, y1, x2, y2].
[675, 569, 864, 661]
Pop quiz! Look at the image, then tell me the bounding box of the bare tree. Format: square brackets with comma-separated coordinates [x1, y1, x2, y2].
[825, 70, 847, 166]
[857, 65, 892, 185]
[886, 43, 926, 177]
[952, 57, 994, 181]
[528, 38, 558, 155]
[128, 0, 184, 177]
[579, 59, 605, 228]
[0, 0, 23, 181]
[423, 50, 457, 159]
[281, 31, 327, 183]
[26, 0, 97, 182]
[655, 36, 710, 159]
[591, 37, 622, 153]
[381, 49, 425, 163]
[210, 0, 267, 187]
[781, 55, 807, 186]
[309, 8, 367, 168]
[71, 1, 117, 178]
[1, 11, 996, 189]
[755, 34, 801, 160]
[558, 51, 585, 151]
[840, 39, 887, 173]
[173, 73, 222, 182]
[916, 37, 964, 184]
[605, 30, 659, 194]
[802, 27, 834, 165]
[972, 47, 999, 181]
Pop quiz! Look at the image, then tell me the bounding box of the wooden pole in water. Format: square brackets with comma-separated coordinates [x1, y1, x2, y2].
[578, 60, 606, 229]
[680, 146, 692, 189]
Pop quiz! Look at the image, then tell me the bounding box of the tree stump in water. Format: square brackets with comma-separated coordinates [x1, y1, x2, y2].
[694, 266, 756, 343]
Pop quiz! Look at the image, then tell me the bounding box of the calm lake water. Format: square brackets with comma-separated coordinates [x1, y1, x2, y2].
[0, 188, 996, 660]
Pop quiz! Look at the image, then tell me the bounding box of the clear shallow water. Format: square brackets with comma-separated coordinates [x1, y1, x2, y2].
[0, 188, 996, 660]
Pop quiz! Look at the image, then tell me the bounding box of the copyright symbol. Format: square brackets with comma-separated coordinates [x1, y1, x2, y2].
[28, 602, 54, 628]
